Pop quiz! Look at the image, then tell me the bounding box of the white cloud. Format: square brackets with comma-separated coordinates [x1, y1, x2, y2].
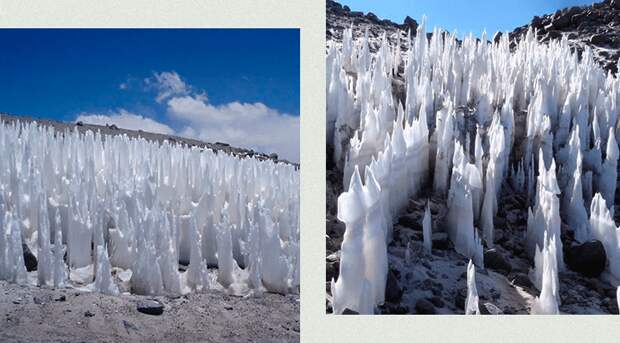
[79, 71, 299, 162]
[167, 95, 300, 162]
[75, 109, 175, 136]
[146, 71, 192, 103]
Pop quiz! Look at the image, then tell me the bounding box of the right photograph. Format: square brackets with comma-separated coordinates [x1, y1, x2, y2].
[326, 0, 620, 315]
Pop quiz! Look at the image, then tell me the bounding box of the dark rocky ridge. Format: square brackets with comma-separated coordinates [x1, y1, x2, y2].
[329, 0, 620, 74]
[509, 0, 620, 74]
[327, 0, 416, 52]
[0, 113, 299, 168]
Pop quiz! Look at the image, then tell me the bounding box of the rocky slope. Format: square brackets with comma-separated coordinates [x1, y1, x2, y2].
[0, 281, 299, 343]
[509, 0, 620, 74]
[326, 0, 620, 314]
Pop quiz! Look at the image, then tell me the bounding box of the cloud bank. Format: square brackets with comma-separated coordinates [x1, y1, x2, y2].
[169, 95, 300, 162]
[79, 71, 299, 162]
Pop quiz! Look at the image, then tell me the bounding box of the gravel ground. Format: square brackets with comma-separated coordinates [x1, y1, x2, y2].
[0, 281, 299, 343]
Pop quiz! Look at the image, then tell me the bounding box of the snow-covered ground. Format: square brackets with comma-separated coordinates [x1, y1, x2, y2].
[326, 1, 620, 315]
[0, 118, 300, 298]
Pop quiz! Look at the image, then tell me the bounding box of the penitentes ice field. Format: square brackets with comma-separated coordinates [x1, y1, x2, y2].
[0, 120, 299, 297]
[327, 21, 620, 314]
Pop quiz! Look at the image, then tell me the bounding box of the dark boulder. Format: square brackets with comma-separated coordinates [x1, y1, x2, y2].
[590, 33, 611, 46]
[403, 16, 418, 32]
[397, 213, 419, 230]
[531, 16, 544, 29]
[550, 10, 571, 29]
[22, 243, 37, 272]
[342, 308, 359, 315]
[431, 232, 451, 250]
[455, 288, 467, 310]
[137, 300, 164, 315]
[415, 299, 437, 314]
[326, 258, 340, 282]
[365, 12, 379, 23]
[493, 32, 503, 44]
[349, 11, 363, 18]
[385, 269, 402, 303]
[565, 240, 606, 277]
[483, 249, 512, 275]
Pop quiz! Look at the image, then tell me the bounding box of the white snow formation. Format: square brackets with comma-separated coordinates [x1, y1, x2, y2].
[0, 120, 300, 297]
[328, 19, 620, 314]
[465, 259, 480, 315]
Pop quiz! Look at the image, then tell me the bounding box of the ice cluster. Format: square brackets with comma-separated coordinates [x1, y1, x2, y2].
[328, 19, 620, 314]
[0, 120, 300, 296]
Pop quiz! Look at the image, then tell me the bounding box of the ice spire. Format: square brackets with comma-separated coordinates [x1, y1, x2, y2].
[94, 244, 119, 295]
[362, 167, 388, 306]
[37, 196, 53, 286]
[332, 166, 372, 314]
[52, 209, 67, 288]
[600, 128, 618, 210]
[188, 215, 210, 291]
[590, 193, 620, 279]
[531, 235, 560, 314]
[465, 260, 479, 315]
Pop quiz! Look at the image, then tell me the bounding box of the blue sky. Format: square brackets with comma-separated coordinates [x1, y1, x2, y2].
[339, 0, 594, 37]
[0, 29, 300, 161]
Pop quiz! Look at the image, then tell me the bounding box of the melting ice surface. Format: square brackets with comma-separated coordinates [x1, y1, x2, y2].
[0, 120, 300, 296]
[328, 19, 620, 314]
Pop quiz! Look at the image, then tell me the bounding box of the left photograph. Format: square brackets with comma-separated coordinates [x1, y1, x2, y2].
[0, 29, 300, 341]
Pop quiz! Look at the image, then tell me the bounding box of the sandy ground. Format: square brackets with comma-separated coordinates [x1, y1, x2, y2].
[0, 281, 299, 343]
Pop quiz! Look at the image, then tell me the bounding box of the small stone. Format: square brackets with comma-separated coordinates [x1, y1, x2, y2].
[33, 296, 47, 305]
[415, 299, 437, 314]
[55, 295, 66, 302]
[480, 302, 503, 315]
[122, 320, 139, 332]
[137, 300, 164, 315]
[84, 310, 95, 317]
[590, 33, 610, 46]
[565, 240, 606, 277]
[342, 308, 359, 315]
